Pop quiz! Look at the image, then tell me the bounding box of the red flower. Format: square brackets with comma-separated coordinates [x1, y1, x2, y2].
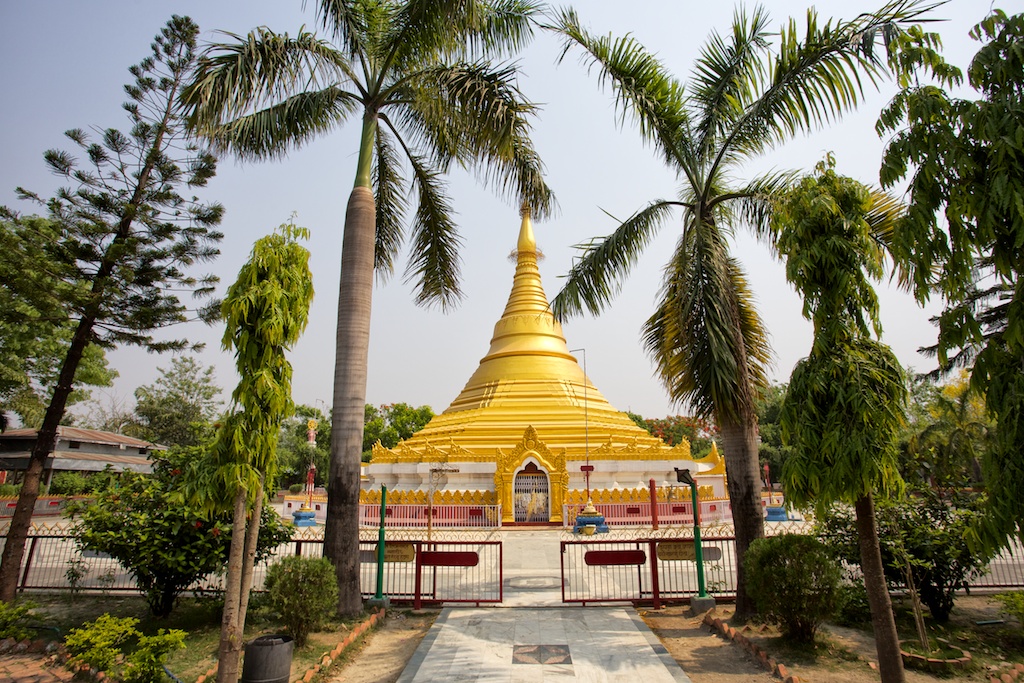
[195, 520, 203, 528]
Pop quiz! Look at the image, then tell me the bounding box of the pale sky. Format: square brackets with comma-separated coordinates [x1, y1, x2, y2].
[0, 1, 1008, 420]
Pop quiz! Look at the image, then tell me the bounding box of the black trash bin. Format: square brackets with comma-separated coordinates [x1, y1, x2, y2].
[241, 634, 294, 683]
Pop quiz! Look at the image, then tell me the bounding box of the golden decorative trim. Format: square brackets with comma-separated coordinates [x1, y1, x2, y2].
[494, 426, 568, 523]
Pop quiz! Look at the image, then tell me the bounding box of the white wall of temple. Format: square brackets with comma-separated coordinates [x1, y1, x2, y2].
[363, 457, 728, 498]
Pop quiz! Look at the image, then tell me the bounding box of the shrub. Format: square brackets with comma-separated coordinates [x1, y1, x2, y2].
[264, 556, 339, 646]
[63, 614, 184, 682]
[288, 483, 304, 494]
[123, 630, 187, 683]
[65, 615, 140, 672]
[0, 600, 36, 641]
[745, 533, 841, 642]
[816, 489, 990, 622]
[50, 471, 90, 496]
[834, 579, 872, 627]
[69, 449, 292, 617]
[0, 483, 21, 497]
[995, 591, 1024, 628]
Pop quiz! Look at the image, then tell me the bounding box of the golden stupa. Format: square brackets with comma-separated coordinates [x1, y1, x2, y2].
[361, 208, 726, 524]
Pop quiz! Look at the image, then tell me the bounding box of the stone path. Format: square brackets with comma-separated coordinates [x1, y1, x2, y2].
[0, 651, 74, 683]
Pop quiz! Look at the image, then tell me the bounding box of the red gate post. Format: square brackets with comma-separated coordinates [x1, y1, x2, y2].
[649, 478, 659, 530]
[649, 540, 661, 609]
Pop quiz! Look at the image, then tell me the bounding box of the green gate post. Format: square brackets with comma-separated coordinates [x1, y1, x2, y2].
[675, 468, 716, 613]
[689, 479, 708, 598]
[368, 485, 390, 609]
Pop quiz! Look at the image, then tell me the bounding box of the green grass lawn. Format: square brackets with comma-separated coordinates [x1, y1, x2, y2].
[18, 591, 372, 682]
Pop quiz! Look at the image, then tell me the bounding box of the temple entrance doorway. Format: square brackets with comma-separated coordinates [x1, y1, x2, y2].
[513, 462, 549, 523]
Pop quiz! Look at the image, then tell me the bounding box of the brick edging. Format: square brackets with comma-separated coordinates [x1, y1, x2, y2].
[990, 662, 1024, 683]
[702, 612, 801, 683]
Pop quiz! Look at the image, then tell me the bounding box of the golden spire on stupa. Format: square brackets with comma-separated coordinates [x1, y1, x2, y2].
[374, 209, 681, 459]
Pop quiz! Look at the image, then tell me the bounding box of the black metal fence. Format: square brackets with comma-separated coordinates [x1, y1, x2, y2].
[2, 525, 1022, 603]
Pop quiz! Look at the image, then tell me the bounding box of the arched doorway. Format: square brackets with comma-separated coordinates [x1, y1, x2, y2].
[513, 462, 549, 523]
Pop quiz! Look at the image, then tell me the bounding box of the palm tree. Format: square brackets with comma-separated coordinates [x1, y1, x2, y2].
[182, 0, 553, 617]
[549, 1, 935, 618]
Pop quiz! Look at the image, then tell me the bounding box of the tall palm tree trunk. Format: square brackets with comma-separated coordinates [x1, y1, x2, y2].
[718, 415, 764, 620]
[855, 493, 905, 683]
[325, 184, 376, 618]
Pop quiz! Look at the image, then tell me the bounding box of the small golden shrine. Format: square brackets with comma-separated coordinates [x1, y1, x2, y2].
[361, 208, 726, 524]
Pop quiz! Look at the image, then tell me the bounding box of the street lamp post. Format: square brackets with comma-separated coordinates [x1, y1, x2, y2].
[675, 468, 716, 613]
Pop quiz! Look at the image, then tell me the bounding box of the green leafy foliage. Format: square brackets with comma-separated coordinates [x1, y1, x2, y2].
[623, 412, 717, 459]
[363, 403, 434, 461]
[69, 451, 291, 617]
[263, 556, 339, 647]
[755, 384, 794, 480]
[65, 614, 140, 672]
[744, 534, 842, 642]
[0, 14, 224, 603]
[123, 630, 187, 683]
[132, 357, 222, 448]
[0, 219, 115, 428]
[879, 11, 1024, 551]
[0, 600, 36, 641]
[49, 472, 90, 496]
[774, 162, 908, 510]
[816, 491, 992, 622]
[995, 591, 1024, 628]
[276, 404, 330, 489]
[64, 614, 185, 682]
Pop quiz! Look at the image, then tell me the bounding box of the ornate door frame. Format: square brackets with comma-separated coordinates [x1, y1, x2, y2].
[495, 426, 568, 524]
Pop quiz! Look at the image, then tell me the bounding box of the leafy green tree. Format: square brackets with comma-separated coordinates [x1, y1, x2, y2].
[0, 216, 116, 429]
[196, 223, 313, 683]
[549, 2, 929, 618]
[181, 0, 553, 617]
[816, 489, 991, 623]
[902, 371, 992, 488]
[276, 404, 331, 489]
[69, 451, 290, 617]
[878, 10, 1024, 552]
[362, 402, 434, 460]
[0, 16, 223, 603]
[624, 412, 716, 459]
[133, 356, 222, 447]
[776, 161, 908, 682]
[755, 383, 794, 485]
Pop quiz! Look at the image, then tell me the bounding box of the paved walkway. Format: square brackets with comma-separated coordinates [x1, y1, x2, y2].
[395, 529, 692, 682]
[0, 652, 74, 683]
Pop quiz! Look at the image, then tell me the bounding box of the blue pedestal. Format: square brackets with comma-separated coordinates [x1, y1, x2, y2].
[573, 514, 610, 534]
[765, 506, 788, 522]
[292, 508, 317, 527]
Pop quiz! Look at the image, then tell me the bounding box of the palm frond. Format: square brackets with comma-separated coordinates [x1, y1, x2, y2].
[550, 8, 692, 172]
[713, 1, 940, 177]
[182, 27, 355, 131]
[396, 61, 554, 218]
[402, 152, 464, 310]
[643, 222, 770, 420]
[309, 0, 370, 57]
[717, 169, 800, 242]
[551, 200, 682, 322]
[197, 87, 358, 160]
[690, 6, 771, 158]
[371, 121, 407, 279]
